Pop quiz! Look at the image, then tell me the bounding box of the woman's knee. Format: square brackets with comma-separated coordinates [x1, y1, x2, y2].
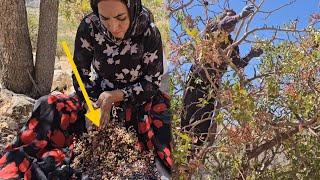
[33, 96, 56, 122]
[33, 95, 50, 111]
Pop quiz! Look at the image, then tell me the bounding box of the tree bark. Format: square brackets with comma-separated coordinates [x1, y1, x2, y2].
[33, 0, 59, 97]
[0, 0, 34, 94]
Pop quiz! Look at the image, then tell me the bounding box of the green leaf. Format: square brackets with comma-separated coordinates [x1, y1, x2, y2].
[186, 28, 199, 38]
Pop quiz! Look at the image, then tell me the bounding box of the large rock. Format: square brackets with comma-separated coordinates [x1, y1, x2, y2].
[51, 57, 75, 94]
[0, 88, 35, 154]
[51, 69, 74, 94]
[0, 88, 35, 130]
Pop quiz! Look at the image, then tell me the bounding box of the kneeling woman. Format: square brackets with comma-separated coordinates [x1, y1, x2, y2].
[0, 0, 172, 179]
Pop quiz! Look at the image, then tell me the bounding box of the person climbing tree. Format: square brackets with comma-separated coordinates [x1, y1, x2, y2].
[181, 5, 263, 145]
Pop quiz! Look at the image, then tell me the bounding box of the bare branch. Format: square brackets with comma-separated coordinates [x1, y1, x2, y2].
[168, 0, 194, 16]
[258, 0, 296, 19]
[246, 115, 319, 160]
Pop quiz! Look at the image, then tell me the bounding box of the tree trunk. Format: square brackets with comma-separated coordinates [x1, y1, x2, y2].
[0, 41, 3, 77]
[33, 0, 59, 97]
[160, 56, 170, 94]
[0, 0, 34, 94]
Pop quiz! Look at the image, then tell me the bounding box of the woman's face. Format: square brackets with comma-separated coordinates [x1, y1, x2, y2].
[98, 0, 130, 39]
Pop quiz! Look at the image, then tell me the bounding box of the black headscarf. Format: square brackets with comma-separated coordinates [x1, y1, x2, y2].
[90, 0, 152, 40]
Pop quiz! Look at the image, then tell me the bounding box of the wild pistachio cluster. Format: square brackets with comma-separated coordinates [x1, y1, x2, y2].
[72, 122, 159, 179]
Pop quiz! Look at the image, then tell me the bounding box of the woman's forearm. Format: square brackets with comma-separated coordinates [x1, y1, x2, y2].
[109, 89, 125, 103]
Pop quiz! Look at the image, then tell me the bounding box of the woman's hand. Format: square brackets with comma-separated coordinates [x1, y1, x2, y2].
[96, 92, 114, 129]
[96, 90, 124, 129]
[239, 5, 255, 19]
